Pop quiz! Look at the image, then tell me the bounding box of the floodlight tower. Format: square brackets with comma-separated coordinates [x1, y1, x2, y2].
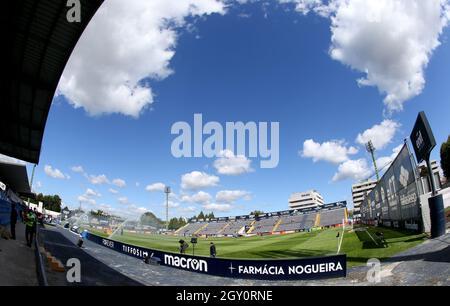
[366, 140, 379, 181]
[164, 186, 171, 230]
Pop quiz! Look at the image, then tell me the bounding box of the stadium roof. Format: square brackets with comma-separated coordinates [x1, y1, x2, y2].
[0, 161, 31, 195]
[0, 0, 104, 164]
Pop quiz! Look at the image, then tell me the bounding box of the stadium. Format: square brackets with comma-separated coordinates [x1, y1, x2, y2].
[0, 0, 450, 289]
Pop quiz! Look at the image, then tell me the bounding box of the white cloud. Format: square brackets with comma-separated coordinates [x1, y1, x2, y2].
[57, 0, 226, 117]
[301, 139, 358, 164]
[216, 190, 251, 204]
[32, 181, 42, 193]
[181, 171, 219, 190]
[78, 188, 101, 206]
[44, 165, 69, 180]
[178, 206, 197, 213]
[213, 149, 253, 175]
[78, 195, 96, 206]
[203, 203, 232, 212]
[109, 188, 119, 194]
[71, 165, 84, 173]
[145, 182, 166, 192]
[181, 191, 212, 204]
[376, 144, 404, 170]
[118, 197, 129, 205]
[281, 0, 450, 112]
[332, 158, 372, 182]
[88, 174, 109, 185]
[356, 120, 401, 150]
[112, 178, 126, 188]
[280, 0, 332, 16]
[116, 204, 150, 219]
[85, 188, 101, 198]
[166, 201, 180, 208]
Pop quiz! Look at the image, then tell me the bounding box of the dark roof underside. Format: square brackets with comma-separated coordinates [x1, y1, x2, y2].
[0, 0, 103, 164]
[0, 161, 30, 194]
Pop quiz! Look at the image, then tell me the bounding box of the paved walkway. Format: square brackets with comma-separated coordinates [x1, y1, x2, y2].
[0, 222, 38, 286]
[40, 226, 141, 286]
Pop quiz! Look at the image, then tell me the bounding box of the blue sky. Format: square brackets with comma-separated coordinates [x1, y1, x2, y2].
[14, 0, 450, 220]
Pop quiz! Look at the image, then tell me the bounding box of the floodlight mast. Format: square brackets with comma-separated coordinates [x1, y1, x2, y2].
[164, 186, 171, 230]
[366, 140, 379, 181]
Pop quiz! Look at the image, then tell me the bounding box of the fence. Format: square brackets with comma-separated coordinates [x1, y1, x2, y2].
[360, 144, 422, 230]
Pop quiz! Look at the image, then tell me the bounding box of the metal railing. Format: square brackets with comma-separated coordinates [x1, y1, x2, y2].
[34, 223, 48, 286]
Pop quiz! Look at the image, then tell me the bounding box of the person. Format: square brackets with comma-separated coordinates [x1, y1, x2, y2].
[179, 239, 189, 254]
[210, 242, 216, 258]
[24, 208, 36, 247]
[10, 203, 17, 240]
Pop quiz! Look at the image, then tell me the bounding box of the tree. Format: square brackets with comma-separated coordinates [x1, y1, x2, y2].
[419, 165, 429, 177]
[250, 210, 264, 217]
[140, 212, 164, 228]
[168, 217, 187, 230]
[35, 193, 62, 212]
[441, 135, 450, 180]
[198, 211, 205, 220]
[90, 210, 105, 217]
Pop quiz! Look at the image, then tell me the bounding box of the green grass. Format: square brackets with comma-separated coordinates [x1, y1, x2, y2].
[86, 226, 426, 268]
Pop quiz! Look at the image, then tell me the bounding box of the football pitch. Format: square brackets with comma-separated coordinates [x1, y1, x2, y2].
[87, 226, 426, 268]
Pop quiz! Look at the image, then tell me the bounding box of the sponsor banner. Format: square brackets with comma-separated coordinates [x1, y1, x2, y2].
[361, 144, 421, 227]
[86, 232, 346, 280]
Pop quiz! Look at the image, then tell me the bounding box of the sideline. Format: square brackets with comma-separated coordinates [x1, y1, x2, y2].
[336, 220, 345, 254]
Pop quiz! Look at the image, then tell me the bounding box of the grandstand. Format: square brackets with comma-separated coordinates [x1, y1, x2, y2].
[276, 212, 317, 232]
[174, 201, 347, 237]
[319, 207, 347, 227]
[251, 216, 280, 234]
[197, 221, 228, 236]
[176, 221, 208, 236]
[221, 218, 253, 236]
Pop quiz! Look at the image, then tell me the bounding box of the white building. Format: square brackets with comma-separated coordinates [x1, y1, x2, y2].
[352, 180, 377, 220]
[25, 200, 61, 218]
[418, 160, 443, 193]
[288, 190, 324, 210]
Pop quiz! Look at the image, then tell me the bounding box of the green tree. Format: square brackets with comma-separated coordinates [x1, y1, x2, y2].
[178, 217, 186, 227]
[168, 217, 187, 230]
[198, 211, 205, 220]
[250, 210, 264, 217]
[441, 135, 450, 180]
[140, 212, 164, 228]
[35, 193, 62, 212]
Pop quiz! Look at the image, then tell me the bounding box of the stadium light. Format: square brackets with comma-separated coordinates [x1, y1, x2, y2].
[164, 186, 171, 231]
[365, 140, 379, 181]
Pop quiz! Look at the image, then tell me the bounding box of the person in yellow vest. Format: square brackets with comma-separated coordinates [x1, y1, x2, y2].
[24, 208, 36, 247]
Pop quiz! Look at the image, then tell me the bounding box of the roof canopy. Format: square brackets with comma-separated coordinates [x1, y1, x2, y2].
[0, 0, 103, 164]
[0, 161, 30, 195]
